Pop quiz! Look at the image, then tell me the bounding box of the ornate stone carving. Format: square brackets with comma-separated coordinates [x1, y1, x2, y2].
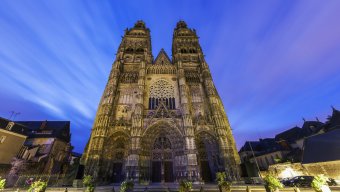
[120, 72, 138, 83]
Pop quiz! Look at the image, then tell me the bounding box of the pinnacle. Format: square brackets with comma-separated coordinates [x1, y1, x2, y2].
[134, 20, 146, 28]
[176, 20, 188, 29]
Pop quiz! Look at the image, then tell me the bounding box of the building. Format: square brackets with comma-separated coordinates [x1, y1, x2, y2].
[239, 139, 289, 177]
[248, 107, 340, 179]
[275, 120, 324, 150]
[301, 129, 340, 179]
[0, 117, 28, 168]
[15, 120, 72, 175]
[82, 20, 240, 183]
[268, 128, 340, 180]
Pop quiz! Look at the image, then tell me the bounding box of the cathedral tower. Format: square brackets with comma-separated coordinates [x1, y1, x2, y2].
[83, 21, 240, 183]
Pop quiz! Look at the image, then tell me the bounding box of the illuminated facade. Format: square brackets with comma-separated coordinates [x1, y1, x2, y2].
[82, 21, 240, 183]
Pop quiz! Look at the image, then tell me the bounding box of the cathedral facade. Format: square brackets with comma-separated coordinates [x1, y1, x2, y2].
[82, 21, 240, 183]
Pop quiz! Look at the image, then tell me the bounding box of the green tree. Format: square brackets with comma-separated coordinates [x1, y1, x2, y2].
[311, 174, 328, 192]
[179, 180, 192, 192]
[0, 177, 6, 191]
[263, 174, 283, 192]
[83, 175, 95, 192]
[28, 180, 47, 192]
[119, 180, 134, 192]
[216, 172, 231, 192]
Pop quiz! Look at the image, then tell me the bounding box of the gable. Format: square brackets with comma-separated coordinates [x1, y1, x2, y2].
[153, 49, 172, 65]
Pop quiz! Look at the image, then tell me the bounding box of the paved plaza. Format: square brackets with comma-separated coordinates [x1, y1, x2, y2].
[2, 184, 340, 192]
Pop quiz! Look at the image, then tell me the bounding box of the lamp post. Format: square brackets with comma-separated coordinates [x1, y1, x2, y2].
[248, 142, 262, 178]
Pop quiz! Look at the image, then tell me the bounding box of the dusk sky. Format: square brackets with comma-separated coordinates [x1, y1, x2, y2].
[1, 0, 340, 153]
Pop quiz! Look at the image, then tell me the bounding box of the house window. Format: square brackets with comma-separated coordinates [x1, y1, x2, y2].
[0, 136, 6, 144]
[6, 122, 14, 130]
[265, 156, 270, 165]
[271, 155, 275, 163]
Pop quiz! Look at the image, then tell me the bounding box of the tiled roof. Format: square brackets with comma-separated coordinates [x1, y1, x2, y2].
[275, 126, 301, 143]
[239, 138, 286, 156]
[300, 121, 324, 137]
[275, 121, 324, 143]
[302, 129, 340, 164]
[0, 117, 30, 136]
[15, 120, 71, 143]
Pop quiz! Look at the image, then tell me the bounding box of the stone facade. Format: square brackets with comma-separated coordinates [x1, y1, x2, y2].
[82, 21, 240, 183]
[0, 117, 28, 167]
[0, 128, 27, 165]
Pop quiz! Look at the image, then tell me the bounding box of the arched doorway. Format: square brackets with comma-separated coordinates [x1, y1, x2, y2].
[151, 135, 174, 182]
[195, 132, 221, 182]
[104, 133, 130, 183]
[140, 121, 184, 183]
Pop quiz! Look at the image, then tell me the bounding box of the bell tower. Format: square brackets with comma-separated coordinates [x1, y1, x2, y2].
[82, 20, 153, 181]
[172, 21, 203, 180]
[172, 21, 241, 179]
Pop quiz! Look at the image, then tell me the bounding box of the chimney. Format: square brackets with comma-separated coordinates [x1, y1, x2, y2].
[40, 120, 47, 129]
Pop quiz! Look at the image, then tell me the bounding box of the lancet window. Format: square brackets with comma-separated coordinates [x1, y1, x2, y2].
[148, 80, 176, 110]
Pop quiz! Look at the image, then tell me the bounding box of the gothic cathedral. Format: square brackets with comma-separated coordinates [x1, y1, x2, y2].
[82, 21, 240, 183]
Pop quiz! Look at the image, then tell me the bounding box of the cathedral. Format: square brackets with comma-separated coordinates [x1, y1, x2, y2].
[82, 21, 240, 183]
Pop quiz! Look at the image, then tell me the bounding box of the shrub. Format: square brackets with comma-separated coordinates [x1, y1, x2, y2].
[263, 174, 283, 192]
[179, 180, 192, 192]
[120, 180, 134, 192]
[216, 172, 231, 192]
[199, 186, 205, 192]
[311, 174, 328, 192]
[139, 179, 149, 185]
[0, 177, 6, 190]
[83, 175, 95, 192]
[28, 180, 47, 192]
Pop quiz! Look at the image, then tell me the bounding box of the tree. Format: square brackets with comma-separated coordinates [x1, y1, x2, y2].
[263, 174, 283, 192]
[0, 177, 6, 191]
[311, 174, 329, 192]
[83, 175, 95, 192]
[179, 180, 192, 192]
[28, 180, 47, 192]
[216, 172, 231, 192]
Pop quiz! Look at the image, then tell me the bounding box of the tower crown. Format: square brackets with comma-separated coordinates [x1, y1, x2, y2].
[174, 20, 196, 36]
[125, 20, 150, 36]
[119, 21, 153, 64]
[172, 21, 202, 64]
[176, 20, 188, 29]
[134, 20, 146, 29]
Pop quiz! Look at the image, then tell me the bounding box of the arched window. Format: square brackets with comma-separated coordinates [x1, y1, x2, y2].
[189, 48, 197, 53]
[136, 48, 144, 53]
[181, 49, 187, 54]
[125, 47, 133, 53]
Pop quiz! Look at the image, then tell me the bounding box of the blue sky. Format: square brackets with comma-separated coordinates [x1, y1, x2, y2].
[0, 0, 340, 153]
